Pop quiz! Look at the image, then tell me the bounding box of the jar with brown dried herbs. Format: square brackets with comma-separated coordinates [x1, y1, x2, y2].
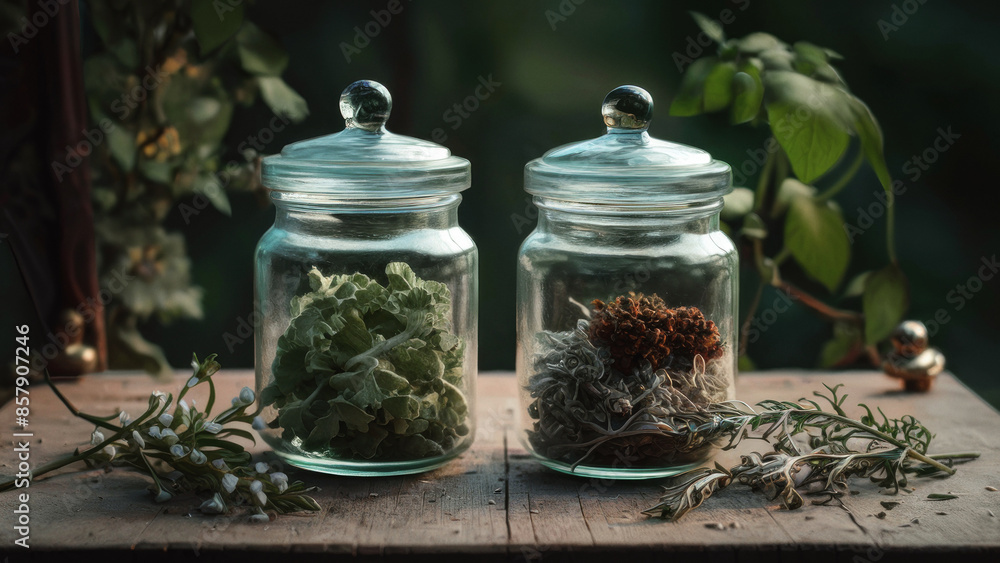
[516, 86, 737, 479]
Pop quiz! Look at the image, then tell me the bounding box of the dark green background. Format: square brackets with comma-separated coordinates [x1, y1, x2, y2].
[136, 1, 997, 404]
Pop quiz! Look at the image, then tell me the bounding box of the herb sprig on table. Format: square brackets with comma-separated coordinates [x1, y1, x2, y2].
[261, 262, 469, 460]
[0, 354, 320, 522]
[643, 384, 979, 521]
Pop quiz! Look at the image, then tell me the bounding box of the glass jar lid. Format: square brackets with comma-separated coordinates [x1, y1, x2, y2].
[525, 85, 731, 205]
[261, 80, 470, 198]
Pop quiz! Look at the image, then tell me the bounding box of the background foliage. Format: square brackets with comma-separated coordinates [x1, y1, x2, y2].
[77, 1, 998, 405]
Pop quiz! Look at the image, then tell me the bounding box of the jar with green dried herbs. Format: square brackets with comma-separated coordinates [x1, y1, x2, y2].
[255, 81, 477, 476]
[516, 86, 737, 479]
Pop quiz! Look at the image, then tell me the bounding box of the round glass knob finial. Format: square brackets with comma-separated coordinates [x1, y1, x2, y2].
[340, 80, 392, 132]
[602, 85, 653, 131]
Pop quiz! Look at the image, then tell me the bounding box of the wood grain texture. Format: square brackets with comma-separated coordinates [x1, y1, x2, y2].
[0, 370, 997, 562]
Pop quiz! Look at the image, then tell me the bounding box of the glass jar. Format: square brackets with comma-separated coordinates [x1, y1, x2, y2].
[516, 86, 737, 479]
[255, 80, 477, 476]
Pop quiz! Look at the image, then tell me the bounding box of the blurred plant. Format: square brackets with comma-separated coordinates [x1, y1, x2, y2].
[0, 353, 320, 521]
[82, 0, 308, 376]
[643, 384, 978, 521]
[671, 13, 908, 368]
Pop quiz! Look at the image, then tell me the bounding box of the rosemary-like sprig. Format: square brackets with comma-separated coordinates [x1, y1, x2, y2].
[643, 384, 979, 521]
[0, 354, 320, 522]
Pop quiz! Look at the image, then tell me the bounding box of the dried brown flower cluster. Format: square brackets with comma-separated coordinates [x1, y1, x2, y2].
[589, 293, 723, 374]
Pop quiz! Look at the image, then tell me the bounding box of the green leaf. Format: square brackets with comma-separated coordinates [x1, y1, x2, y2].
[847, 96, 892, 194]
[738, 355, 757, 372]
[190, 0, 244, 54]
[107, 125, 136, 172]
[382, 395, 421, 420]
[690, 11, 725, 44]
[792, 41, 829, 75]
[138, 159, 174, 184]
[730, 62, 763, 124]
[670, 57, 717, 117]
[819, 322, 862, 368]
[258, 76, 309, 122]
[703, 62, 736, 112]
[843, 271, 871, 298]
[758, 48, 796, 71]
[785, 197, 851, 292]
[734, 32, 786, 54]
[194, 174, 231, 216]
[863, 264, 909, 345]
[764, 71, 852, 184]
[721, 187, 755, 221]
[236, 23, 289, 76]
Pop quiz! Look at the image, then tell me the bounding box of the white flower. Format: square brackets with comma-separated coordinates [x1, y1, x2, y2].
[154, 489, 173, 503]
[103, 445, 116, 458]
[158, 413, 174, 427]
[255, 490, 268, 505]
[251, 416, 267, 431]
[212, 458, 228, 470]
[250, 480, 263, 493]
[270, 472, 288, 493]
[152, 390, 168, 404]
[147, 425, 162, 439]
[203, 422, 223, 434]
[169, 444, 187, 458]
[248, 512, 270, 523]
[199, 493, 226, 515]
[132, 431, 145, 449]
[90, 429, 105, 445]
[186, 376, 199, 388]
[178, 399, 190, 415]
[191, 358, 200, 371]
[119, 411, 130, 426]
[221, 473, 239, 493]
[160, 428, 179, 445]
[255, 462, 269, 474]
[190, 449, 207, 465]
[236, 387, 255, 406]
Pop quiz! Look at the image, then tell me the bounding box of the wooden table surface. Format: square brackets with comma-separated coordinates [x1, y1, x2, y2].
[1, 370, 998, 562]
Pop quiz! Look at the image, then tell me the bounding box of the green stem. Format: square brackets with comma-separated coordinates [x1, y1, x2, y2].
[886, 190, 898, 263]
[816, 149, 864, 202]
[773, 247, 792, 267]
[784, 409, 956, 475]
[753, 143, 777, 213]
[44, 371, 119, 431]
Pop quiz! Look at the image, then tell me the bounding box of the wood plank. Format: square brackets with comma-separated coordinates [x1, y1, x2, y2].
[0, 369, 997, 561]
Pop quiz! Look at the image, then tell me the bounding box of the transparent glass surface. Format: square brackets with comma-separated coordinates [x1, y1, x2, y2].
[255, 194, 478, 476]
[516, 197, 737, 479]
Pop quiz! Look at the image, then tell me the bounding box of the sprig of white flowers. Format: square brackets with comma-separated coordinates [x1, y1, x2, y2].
[0, 353, 320, 522]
